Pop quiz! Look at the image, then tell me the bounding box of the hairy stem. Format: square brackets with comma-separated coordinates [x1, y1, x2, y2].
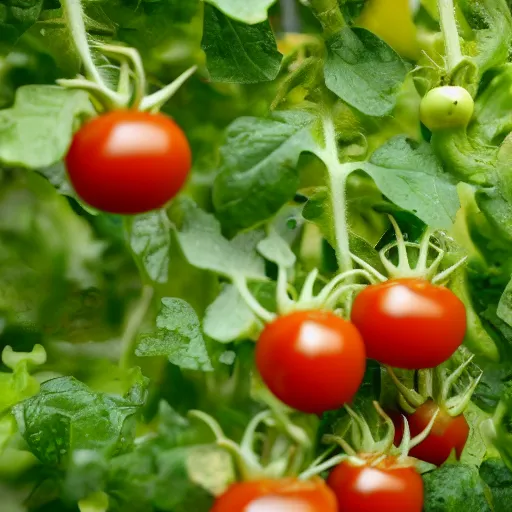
[308, 0, 346, 36]
[438, 0, 463, 73]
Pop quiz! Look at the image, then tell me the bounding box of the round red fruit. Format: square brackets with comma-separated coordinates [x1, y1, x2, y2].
[66, 110, 191, 215]
[255, 310, 366, 414]
[351, 278, 466, 369]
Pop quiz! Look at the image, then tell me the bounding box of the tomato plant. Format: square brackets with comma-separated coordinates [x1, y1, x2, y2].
[327, 456, 424, 512]
[351, 278, 467, 369]
[211, 478, 337, 512]
[256, 310, 366, 414]
[391, 401, 470, 466]
[66, 110, 192, 214]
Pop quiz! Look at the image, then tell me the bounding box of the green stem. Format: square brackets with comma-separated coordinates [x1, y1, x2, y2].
[119, 285, 154, 370]
[321, 116, 354, 274]
[308, 0, 346, 36]
[437, 0, 463, 73]
[61, 0, 105, 86]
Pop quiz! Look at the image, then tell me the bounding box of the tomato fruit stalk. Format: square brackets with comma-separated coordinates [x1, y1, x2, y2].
[66, 110, 192, 214]
[211, 478, 338, 512]
[256, 310, 366, 414]
[351, 278, 466, 369]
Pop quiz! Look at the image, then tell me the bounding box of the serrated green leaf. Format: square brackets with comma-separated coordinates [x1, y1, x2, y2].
[213, 111, 318, 230]
[362, 136, 460, 229]
[204, 0, 277, 23]
[0, 86, 93, 168]
[136, 298, 213, 371]
[128, 211, 171, 284]
[324, 27, 408, 117]
[202, 4, 282, 84]
[174, 199, 266, 280]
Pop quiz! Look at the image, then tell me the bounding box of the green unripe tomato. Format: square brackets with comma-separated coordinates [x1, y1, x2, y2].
[420, 86, 474, 132]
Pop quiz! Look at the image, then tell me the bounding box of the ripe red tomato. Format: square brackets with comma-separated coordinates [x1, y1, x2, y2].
[211, 478, 338, 512]
[255, 310, 366, 414]
[66, 110, 191, 214]
[351, 278, 466, 369]
[327, 456, 424, 512]
[391, 401, 469, 466]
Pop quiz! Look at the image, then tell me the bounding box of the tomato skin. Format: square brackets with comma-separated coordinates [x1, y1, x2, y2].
[255, 310, 366, 414]
[211, 478, 338, 512]
[392, 401, 470, 466]
[351, 278, 466, 369]
[327, 457, 424, 512]
[66, 110, 191, 214]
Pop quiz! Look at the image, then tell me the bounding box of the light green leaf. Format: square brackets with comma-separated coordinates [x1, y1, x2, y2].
[324, 27, 408, 117]
[202, 5, 282, 84]
[0, 86, 93, 168]
[213, 111, 317, 230]
[78, 491, 109, 512]
[204, 0, 277, 23]
[128, 211, 171, 284]
[362, 136, 460, 229]
[497, 276, 512, 326]
[174, 199, 266, 280]
[257, 228, 296, 268]
[136, 298, 213, 371]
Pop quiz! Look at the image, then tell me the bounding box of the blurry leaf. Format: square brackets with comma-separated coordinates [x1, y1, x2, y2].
[202, 5, 282, 84]
[257, 228, 296, 268]
[497, 276, 512, 327]
[173, 199, 266, 280]
[205, 0, 277, 23]
[136, 298, 213, 371]
[363, 136, 460, 229]
[78, 491, 109, 512]
[128, 211, 171, 284]
[480, 458, 512, 511]
[0, 86, 93, 168]
[13, 376, 144, 465]
[213, 111, 317, 230]
[324, 27, 408, 117]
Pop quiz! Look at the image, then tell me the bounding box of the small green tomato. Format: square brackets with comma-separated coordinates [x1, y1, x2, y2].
[420, 86, 474, 132]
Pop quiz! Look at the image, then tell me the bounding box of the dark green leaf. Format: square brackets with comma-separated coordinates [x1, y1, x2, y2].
[0, 0, 43, 55]
[480, 458, 512, 511]
[202, 4, 282, 84]
[324, 27, 408, 117]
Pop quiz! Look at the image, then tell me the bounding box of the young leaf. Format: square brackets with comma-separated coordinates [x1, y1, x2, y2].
[324, 27, 408, 117]
[136, 298, 213, 371]
[173, 199, 266, 281]
[127, 211, 171, 284]
[204, 0, 277, 24]
[13, 376, 144, 465]
[213, 111, 317, 230]
[0, 86, 93, 168]
[362, 136, 460, 229]
[202, 4, 282, 84]
[257, 228, 296, 268]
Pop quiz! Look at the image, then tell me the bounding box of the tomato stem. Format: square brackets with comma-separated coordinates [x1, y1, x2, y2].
[437, 0, 463, 74]
[233, 276, 276, 324]
[119, 284, 154, 370]
[308, 0, 346, 36]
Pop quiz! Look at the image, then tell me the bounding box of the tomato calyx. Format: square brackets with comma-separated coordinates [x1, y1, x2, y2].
[189, 409, 311, 482]
[298, 401, 438, 480]
[386, 352, 483, 416]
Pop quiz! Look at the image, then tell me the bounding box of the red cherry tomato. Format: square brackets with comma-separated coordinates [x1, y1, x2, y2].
[211, 478, 338, 512]
[66, 110, 191, 214]
[391, 400, 469, 466]
[255, 310, 366, 414]
[351, 278, 466, 369]
[327, 456, 424, 512]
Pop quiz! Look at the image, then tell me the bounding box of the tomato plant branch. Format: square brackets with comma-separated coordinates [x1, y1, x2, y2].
[119, 285, 154, 370]
[438, 0, 463, 73]
[308, 0, 346, 36]
[233, 276, 276, 324]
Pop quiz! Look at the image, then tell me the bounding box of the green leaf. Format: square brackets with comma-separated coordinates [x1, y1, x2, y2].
[213, 111, 317, 230]
[0, 0, 43, 55]
[257, 228, 296, 268]
[324, 27, 408, 117]
[204, 0, 277, 23]
[136, 298, 213, 371]
[202, 4, 282, 84]
[480, 458, 512, 511]
[363, 136, 460, 229]
[173, 199, 266, 280]
[497, 276, 512, 327]
[423, 464, 493, 511]
[127, 211, 171, 284]
[13, 376, 144, 465]
[0, 86, 93, 168]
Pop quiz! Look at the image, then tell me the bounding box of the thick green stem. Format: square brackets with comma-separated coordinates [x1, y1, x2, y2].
[61, 0, 105, 86]
[308, 0, 346, 36]
[438, 0, 463, 73]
